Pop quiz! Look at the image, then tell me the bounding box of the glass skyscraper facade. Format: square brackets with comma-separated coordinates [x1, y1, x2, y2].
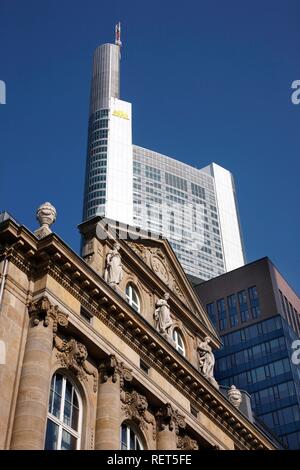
[195, 257, 300, 448]
[82, 34, 246, 280]
[132, 146, 241, 280]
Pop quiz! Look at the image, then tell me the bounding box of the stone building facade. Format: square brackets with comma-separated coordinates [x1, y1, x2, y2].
[0, 209, 277, 450]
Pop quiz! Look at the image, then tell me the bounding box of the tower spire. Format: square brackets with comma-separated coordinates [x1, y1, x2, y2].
[115, 21, 122, 47]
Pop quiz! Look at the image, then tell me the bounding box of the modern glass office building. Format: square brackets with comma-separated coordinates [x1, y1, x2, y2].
[194, 257, 300, 448]
[82, 29, 246, 280]
[132, 146, 245, 279]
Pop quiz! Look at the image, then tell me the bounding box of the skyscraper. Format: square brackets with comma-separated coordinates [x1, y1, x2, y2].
[82, 31, 133, 226]
[82, 25, 246, 280]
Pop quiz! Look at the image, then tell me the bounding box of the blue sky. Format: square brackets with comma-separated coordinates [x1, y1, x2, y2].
[1, 0, 299, 292]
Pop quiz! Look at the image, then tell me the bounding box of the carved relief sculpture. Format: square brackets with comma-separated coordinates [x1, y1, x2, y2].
[99, 354, 133, 387]
[55, 336, 97, 391]
[197, 336, 219, 389]
[28, 296, 68, 336]
[128, 243, 186, 301]
[155, 403, 186, 434]
[177, 435, 199, 450]
[104, 242, 123, 288]
[121, 389, 156, 439]
[154, 293, 173, 338]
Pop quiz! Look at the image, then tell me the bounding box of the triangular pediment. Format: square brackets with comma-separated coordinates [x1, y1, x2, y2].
[125, 238, 217, 338]
[78, 216, 219, 343]
[127, 240, 189, 303]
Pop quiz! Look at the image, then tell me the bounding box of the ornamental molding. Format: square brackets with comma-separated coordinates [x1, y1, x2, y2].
[121, 389, 156, 440]
[54, 336, 97, 392]
[99, 354, 133, 388]
[128, 243, 187, 305]
[155, 403, 186, 434]
[28, 295, 68, 335]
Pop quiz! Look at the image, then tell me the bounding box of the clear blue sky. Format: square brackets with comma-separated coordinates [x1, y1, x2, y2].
[1, 0, 299, 292]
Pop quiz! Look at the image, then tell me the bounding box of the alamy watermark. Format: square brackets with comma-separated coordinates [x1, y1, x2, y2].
[291, 80, 300, 105]
[291, 340, 300, 365]
[0, 80, 6, 104]
[95, 201, 206, 250]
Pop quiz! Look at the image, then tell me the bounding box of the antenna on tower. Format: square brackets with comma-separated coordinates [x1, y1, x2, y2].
[115, 22, 122, 47]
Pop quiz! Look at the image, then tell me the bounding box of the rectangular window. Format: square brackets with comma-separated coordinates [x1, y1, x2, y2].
[219, 318, 227, 331]
[217, 298, 228, 330]
[217, 298, 226, 313]
[248, 286, 261, 319]
[140, 360, 149, 375]
[238, 290, 248, 305]
[248, 286, 258, 300]
[190, 405, 198, 418]
[251, 305, 261, 319]
[80, 307, 93, 324]
[191, 183, 206, 199]
[206, 303, 217, 327]
[241, 309, 250, 323]
[227, 294, 239, 327]
[165, 172, 187, 192]
[145, 165, 161, 181]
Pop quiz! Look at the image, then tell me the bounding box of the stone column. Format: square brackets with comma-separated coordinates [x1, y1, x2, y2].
[10, 297, 68, 450]
[156, 403, 186, 450]
[95, 355, 132, 450]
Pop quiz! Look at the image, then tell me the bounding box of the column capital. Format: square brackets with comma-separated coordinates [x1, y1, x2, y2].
[155, 403, 186, 434]
[98, 354, 132, 387]
[28, 295, 68, 335]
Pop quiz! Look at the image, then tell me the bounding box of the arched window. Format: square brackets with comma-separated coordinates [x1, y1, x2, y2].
[120, 423, 144, 450]
[44, 372, 82, 450]
[172, 329, 186, 357]
[126, 284, 140, 313]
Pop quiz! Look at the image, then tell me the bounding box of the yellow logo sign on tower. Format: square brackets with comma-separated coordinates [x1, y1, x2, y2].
[112, 110, 129, 120]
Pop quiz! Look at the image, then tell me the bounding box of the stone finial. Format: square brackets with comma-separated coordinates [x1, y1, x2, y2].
[34, 202, 57, 239]
[227, 385, 242, 409]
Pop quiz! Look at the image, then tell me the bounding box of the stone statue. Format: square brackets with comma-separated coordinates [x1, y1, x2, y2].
[154, 293, 173, 338]
[197, 336, 219, 389]
[227, 385, 242, 409]
[34, 202, 57, 239]
[104, 242, 123, 287]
